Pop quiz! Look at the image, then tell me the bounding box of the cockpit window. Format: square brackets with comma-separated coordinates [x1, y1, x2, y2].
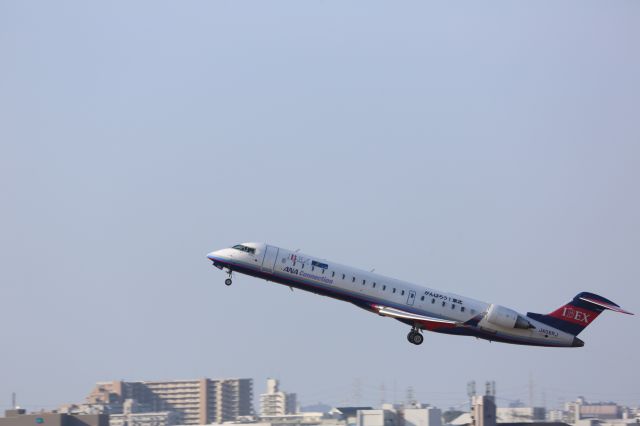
[232, 244, 256, 255]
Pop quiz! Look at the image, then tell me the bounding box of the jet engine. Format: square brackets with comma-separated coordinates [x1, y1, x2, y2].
[486, 304, 533, 329]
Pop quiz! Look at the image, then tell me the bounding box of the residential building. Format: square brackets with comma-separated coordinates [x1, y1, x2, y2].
[260, 379, 298, 417]
[565, 397, 624, 421]
[109, 399, 181, 426]
[83, 378, 253, 424]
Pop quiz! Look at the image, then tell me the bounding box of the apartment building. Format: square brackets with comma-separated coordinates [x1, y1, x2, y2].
[85, 378, 253, 424]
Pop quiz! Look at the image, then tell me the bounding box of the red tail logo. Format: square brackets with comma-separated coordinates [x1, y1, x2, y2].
[551, 305, 597, 325]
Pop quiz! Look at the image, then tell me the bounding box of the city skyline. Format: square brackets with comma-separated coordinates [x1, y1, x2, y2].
[2, 376, 637, 414]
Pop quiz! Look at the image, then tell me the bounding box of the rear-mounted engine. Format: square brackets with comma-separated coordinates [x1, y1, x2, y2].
[486, 304, 533, 329]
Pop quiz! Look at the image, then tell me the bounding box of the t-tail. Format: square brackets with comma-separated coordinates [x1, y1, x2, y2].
[527, 292, 634, 336]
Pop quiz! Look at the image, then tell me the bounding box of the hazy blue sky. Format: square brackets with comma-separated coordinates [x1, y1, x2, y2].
[1, 0, 639, 413]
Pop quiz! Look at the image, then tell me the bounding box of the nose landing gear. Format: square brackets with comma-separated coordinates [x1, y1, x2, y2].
[224, 269, 233, 286]
[407, 327, 424, 345]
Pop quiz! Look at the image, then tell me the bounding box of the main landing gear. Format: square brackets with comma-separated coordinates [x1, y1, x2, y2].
[224, 269, 233, 286]
[407, 327, 424, 345]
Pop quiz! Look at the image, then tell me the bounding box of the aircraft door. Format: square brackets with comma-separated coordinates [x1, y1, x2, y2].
[261, 245, 279, 273]
[407, 290, 416, 306]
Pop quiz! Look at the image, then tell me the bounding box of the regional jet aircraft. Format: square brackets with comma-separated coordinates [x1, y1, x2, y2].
[206, 243, 632, 347]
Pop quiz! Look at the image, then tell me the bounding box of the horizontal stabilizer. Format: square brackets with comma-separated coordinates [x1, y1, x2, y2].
[578, 295, 633, 315]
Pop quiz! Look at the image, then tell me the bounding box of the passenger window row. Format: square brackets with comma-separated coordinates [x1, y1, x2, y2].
[286, 262, 469, 314]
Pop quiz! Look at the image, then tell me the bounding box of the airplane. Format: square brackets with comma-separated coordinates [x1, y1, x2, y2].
[206, 242, 633, 347]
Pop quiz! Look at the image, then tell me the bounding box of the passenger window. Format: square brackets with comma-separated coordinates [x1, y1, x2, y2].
[441, 301, 446, 307]
[401, 290, 405, 296]
[461, 306, 465, 312]
[373, 283, 376, 288]
[332, 271, 335, 277]
[432, 298, 436, 304]
[393, 288, 396, 293]
[301, 263, 304, 269]
[383, 285, 386, 291]
[421, 296, 425, 301]
[451, 304, 455, 309]
[352, 277, 356, 283]
[342, 274, 345, 280]
[362, 279, 366, 285]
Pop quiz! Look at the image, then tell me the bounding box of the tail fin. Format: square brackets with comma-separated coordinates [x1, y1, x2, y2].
[527, 292, 633, 336]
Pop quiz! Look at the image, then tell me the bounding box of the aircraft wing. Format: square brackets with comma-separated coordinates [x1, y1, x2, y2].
[372, 304, 460, 330]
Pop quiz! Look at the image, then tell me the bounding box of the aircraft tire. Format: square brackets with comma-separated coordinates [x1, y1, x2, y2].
[411, 333, 424, 345]
[225, 278, 232, 286]
[407, 332, 416, 343]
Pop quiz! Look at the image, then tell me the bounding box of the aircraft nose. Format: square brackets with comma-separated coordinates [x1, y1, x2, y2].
[207, 250, 222, 260]
[572, 337, 584, 347]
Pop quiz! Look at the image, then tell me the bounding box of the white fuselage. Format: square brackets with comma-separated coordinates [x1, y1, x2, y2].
[207, 242, 576, 347]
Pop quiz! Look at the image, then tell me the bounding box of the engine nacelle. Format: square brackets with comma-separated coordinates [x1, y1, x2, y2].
[486, 304, 533, 329]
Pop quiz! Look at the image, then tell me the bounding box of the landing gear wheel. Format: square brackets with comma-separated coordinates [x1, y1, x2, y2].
[407, 331, 416, 343]
[225, 278, 232, 286]
[411, 332, 424, 345]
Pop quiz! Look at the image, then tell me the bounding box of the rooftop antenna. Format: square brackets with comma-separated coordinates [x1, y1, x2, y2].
[405, 386, 415, 407]
[467, 381, 476, 409]
[380, 383, 386, 407]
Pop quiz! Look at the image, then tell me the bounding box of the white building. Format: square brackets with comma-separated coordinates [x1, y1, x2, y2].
[404, 408, 442, 426]
[356, 409, 397, 426]
[109, 399, 181, 426]
[496, 407, 545, 423]
[260, 379, 298, 417]
[470, 395, 496, 426]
